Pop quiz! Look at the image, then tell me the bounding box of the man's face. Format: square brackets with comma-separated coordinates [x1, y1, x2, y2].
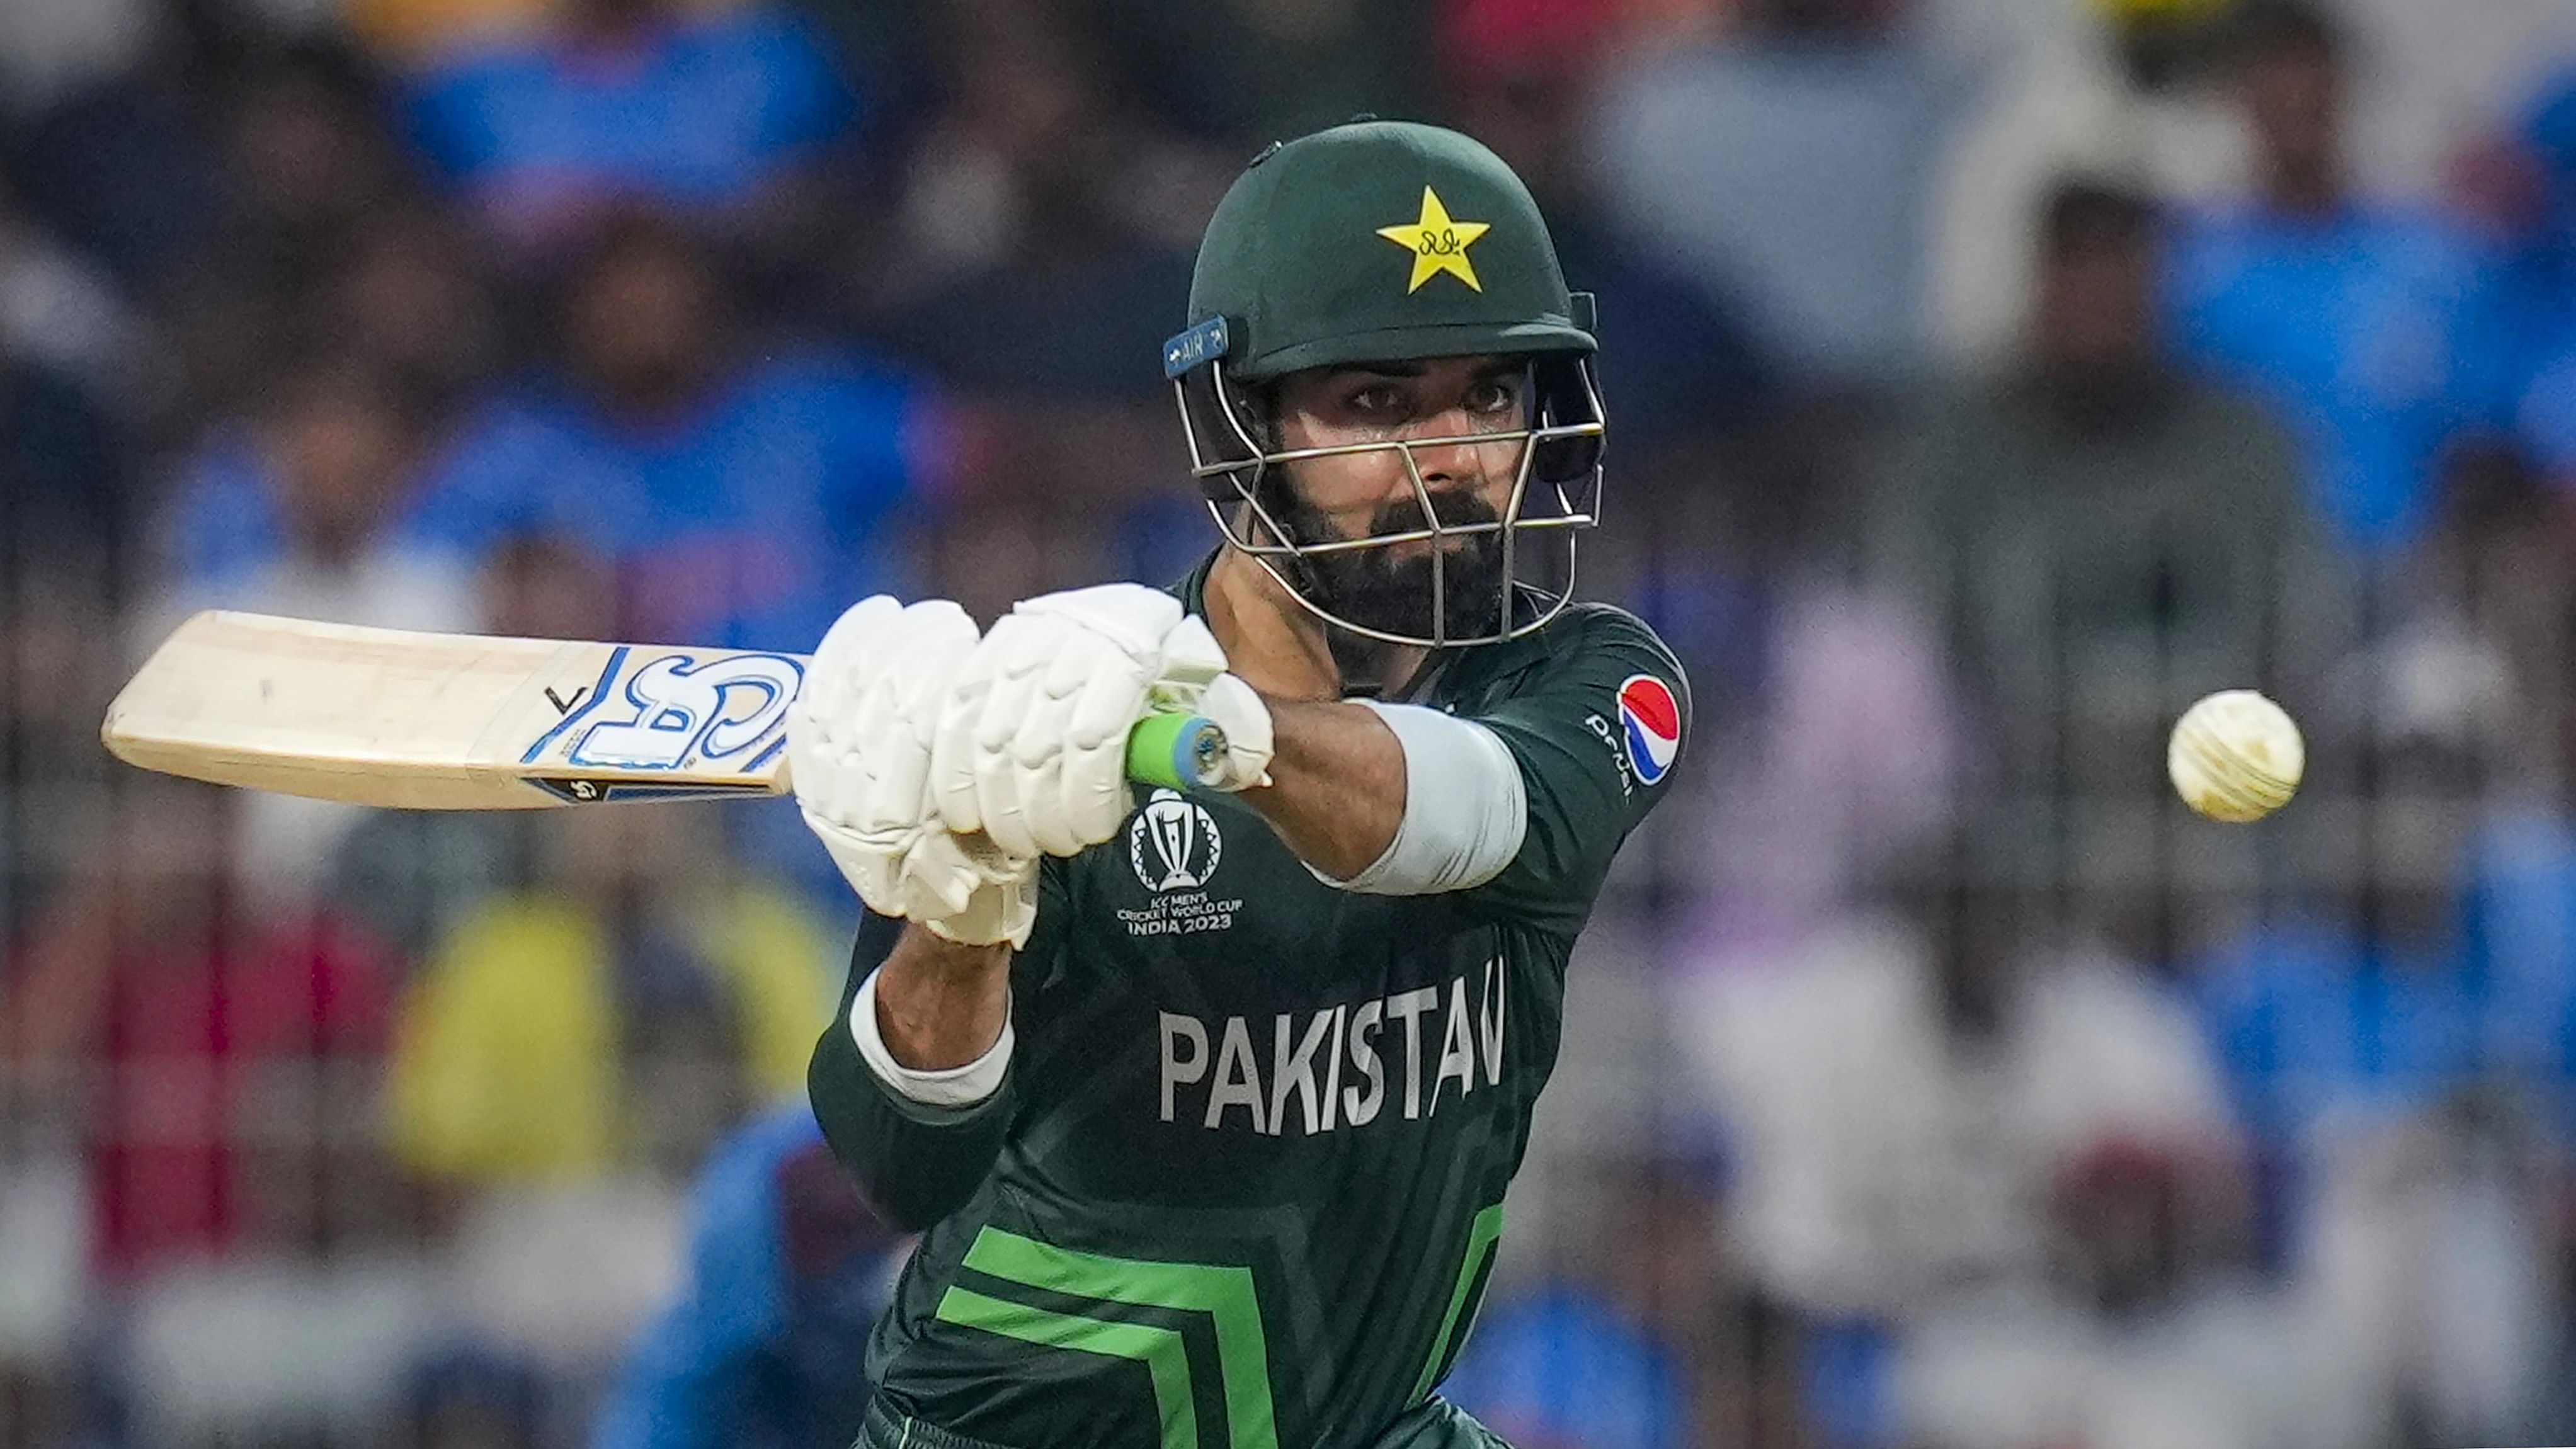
[1263, 355, 1531, 640]
[2243, 46, 2342, 181]
[2036, 230, 2157, 378]
[574, 0, 668, 29]
[567, 239, 717, 407]
[268, 379, 409, 557]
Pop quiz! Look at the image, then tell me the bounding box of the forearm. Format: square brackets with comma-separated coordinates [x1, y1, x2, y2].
[1245, 693, 1534, 894]
[873, 923, 1013, 1069]
[1241, 698, 1409, 880]
[807, 916, 1016, 1231]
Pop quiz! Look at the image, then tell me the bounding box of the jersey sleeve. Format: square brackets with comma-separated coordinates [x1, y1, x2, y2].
[805, 867, 1069, 1231]
[1462, 606, 1690, 935]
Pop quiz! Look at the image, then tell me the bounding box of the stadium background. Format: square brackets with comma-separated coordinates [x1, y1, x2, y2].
[7, 0, 2576, 1443]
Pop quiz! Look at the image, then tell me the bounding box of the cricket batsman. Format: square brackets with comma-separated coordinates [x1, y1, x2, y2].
[791, 119, 1690, 1449]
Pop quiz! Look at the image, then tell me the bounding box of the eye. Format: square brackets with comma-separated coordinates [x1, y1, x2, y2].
[1345, 384, 1405, 416]
[1466, 377, 1520, 415]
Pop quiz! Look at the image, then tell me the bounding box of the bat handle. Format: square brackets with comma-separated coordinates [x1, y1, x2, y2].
[1126, 712, 1230, 792]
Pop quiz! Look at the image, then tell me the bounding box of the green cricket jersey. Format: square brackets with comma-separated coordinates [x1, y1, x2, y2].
[808, 560, 1689, 1449]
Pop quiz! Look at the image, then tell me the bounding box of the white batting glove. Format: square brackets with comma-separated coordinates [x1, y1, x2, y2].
[933, 584, 1276, 859]
[788, 596, 1038, 948]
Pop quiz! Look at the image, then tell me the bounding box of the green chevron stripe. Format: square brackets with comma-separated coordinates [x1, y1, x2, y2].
[935, 1286, 1199, 1449]
[960, 1229, 1279, 1449]
[1411, 1204, 1505, 1404]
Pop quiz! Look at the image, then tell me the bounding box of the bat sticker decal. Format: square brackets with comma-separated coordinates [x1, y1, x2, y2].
[521, 647, 806, 774]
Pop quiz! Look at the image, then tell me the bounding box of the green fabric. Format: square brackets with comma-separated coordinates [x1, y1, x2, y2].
[1409, 1205, 1504, 1405]
[1187, 120, 1592, 379]
[857, 1393, 1517, 1449]
[962, 1229, 1279, 1449]
[937, 1288, 1200, 1449]
[812, 562, 1685, 1449]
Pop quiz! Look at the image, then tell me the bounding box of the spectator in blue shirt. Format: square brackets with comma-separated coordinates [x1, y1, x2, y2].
[1443, 1145, 1730, 1449]
[593, 1102, 905, 1449]
[403, 0, 858, 247]
[2500, 70, 2576, 487]
[2463, 804, 2576, 1140]
[1441, 1287, 1687, 1449]
[2455, 64, 2576, 389]
[2162, 0, 2509, 557]
[2194, 695, 2493, 1264]
[403, 209, 944, 654]
[2453, 475, 2576, 1142]
[155, 349, 474, 639]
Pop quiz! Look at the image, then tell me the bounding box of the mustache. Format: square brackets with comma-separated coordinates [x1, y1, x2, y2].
[1364, 489, 1503, 538]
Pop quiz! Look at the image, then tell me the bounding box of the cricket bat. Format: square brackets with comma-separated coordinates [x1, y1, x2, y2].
[102, 610, 1228, 809]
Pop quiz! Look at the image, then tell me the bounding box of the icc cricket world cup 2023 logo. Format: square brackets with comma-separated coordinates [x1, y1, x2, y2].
[1130, 789, 1221, 892]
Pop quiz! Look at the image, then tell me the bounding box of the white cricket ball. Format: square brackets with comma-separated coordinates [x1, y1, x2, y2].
[2168, 690, 2304, 822]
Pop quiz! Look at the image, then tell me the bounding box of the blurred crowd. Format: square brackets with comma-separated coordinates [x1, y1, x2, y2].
[6, 0, 2576, 1445]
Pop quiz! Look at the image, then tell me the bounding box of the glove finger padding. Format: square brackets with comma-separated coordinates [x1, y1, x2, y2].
[788, 594, 907, 825]
[1154, 615, 1229, 693]
[928, 582, 1289, 859]
[943, 615, 1046, 854]
[902, 827, 1013, 917]
[1057, 666, 1151, 844]
[858, 616, 972, 832]
[1015, 582, 1183, 657]
[794, 596, 1035, 932]
[942, 601, 1165, 858]
[917, 863, 1037, 948]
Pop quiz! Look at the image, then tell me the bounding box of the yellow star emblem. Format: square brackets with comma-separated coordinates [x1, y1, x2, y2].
[1375, 187, 1492, 294]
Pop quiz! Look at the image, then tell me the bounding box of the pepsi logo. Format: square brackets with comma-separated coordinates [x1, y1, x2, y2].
[1617, 674, 1680, 787]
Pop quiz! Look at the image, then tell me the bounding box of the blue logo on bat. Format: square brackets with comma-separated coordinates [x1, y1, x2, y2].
[522, 648, 804, 774]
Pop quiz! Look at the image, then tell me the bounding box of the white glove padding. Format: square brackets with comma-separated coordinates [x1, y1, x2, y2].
[908, 832, 1038, 948]
[789, 596, 1038, 947]
[935, 586, 1280, 859]
[1148, 617, 1274, 792]
[933, 583, 1188, 858]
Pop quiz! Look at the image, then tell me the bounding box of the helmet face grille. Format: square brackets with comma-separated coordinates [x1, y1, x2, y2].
[1170, 355, 1606, 649]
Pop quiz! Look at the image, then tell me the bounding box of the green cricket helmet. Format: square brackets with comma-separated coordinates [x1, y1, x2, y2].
[1163, 119, 1606, 648]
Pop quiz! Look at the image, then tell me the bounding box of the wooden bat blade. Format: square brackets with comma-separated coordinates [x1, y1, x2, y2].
[102, 611, 804, 809]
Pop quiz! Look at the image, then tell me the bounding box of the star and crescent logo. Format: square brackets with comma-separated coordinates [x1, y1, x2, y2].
[1375, 186, 1491, 293]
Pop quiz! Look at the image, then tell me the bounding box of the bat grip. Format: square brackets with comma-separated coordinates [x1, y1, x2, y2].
[1126, 712, 1229, 791]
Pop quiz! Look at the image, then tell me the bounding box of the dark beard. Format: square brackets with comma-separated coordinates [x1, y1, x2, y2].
[1270, 484, 1509, 643]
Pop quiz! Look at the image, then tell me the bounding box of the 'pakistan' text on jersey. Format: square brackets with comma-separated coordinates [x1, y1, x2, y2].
[808, 561, 1690, 1449]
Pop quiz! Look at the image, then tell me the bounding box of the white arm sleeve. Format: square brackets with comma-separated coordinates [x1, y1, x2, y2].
[848, 967, 1013, 1107]
[1322, 702, 1529, 895]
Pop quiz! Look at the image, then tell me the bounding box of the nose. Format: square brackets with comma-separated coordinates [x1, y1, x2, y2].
[1400, 406, 1492, 493]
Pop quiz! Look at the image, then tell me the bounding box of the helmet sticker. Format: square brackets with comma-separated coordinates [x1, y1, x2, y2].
[1374, 187, 1491, 294]
[1617, 674, 1681, 787]
[1163, 317, 1231, 379]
